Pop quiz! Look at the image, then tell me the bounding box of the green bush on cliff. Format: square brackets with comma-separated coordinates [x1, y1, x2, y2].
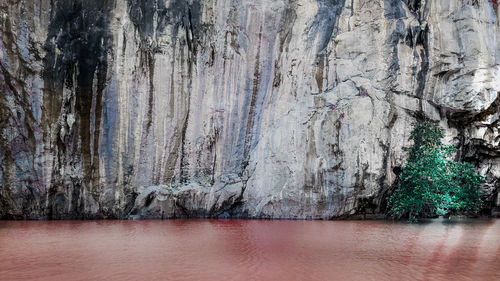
[389, 121, 484, 222]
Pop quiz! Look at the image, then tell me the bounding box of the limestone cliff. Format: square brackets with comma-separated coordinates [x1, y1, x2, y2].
[0, 0, 499, 219]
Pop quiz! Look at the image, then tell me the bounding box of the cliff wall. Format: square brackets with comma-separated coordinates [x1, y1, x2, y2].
[0, 0, 499, 219]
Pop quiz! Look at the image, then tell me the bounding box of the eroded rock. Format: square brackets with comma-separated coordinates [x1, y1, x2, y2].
[0, 0, 499, 219]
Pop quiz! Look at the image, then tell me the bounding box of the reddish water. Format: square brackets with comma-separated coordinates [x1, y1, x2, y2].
[0, 219, 499, 281]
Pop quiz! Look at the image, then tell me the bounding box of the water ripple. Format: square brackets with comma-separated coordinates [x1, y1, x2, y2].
[0, 219, 499, 281]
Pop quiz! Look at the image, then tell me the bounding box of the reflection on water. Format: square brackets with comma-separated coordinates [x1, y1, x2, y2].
[0, 219, 499, 281]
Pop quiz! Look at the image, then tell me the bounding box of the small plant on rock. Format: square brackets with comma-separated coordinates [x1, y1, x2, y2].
[389, 121, 484, 222]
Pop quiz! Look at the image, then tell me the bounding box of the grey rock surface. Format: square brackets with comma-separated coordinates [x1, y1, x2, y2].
[0, 0, 499, 219]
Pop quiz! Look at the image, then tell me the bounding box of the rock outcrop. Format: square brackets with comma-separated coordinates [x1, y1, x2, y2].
[0, 0, 499, 219]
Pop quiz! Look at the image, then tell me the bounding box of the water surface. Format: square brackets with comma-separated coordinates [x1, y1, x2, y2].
[0, 219, 499, 280]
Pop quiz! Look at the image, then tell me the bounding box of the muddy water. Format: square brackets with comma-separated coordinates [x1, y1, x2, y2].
[0, 219, 499, 281]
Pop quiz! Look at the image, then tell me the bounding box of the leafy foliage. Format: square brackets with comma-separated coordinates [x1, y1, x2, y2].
[389, 121, 484, 221]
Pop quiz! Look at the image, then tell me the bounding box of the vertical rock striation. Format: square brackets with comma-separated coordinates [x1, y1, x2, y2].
[0, 0, 499, 219]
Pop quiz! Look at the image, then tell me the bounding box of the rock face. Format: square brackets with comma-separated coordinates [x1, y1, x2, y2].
[0, 0, 499, 219]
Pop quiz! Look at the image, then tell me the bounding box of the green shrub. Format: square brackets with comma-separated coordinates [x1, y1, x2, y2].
[389, 121, 484, 222]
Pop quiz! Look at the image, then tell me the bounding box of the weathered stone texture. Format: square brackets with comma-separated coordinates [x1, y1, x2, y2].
[0, 0, 499, 219]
